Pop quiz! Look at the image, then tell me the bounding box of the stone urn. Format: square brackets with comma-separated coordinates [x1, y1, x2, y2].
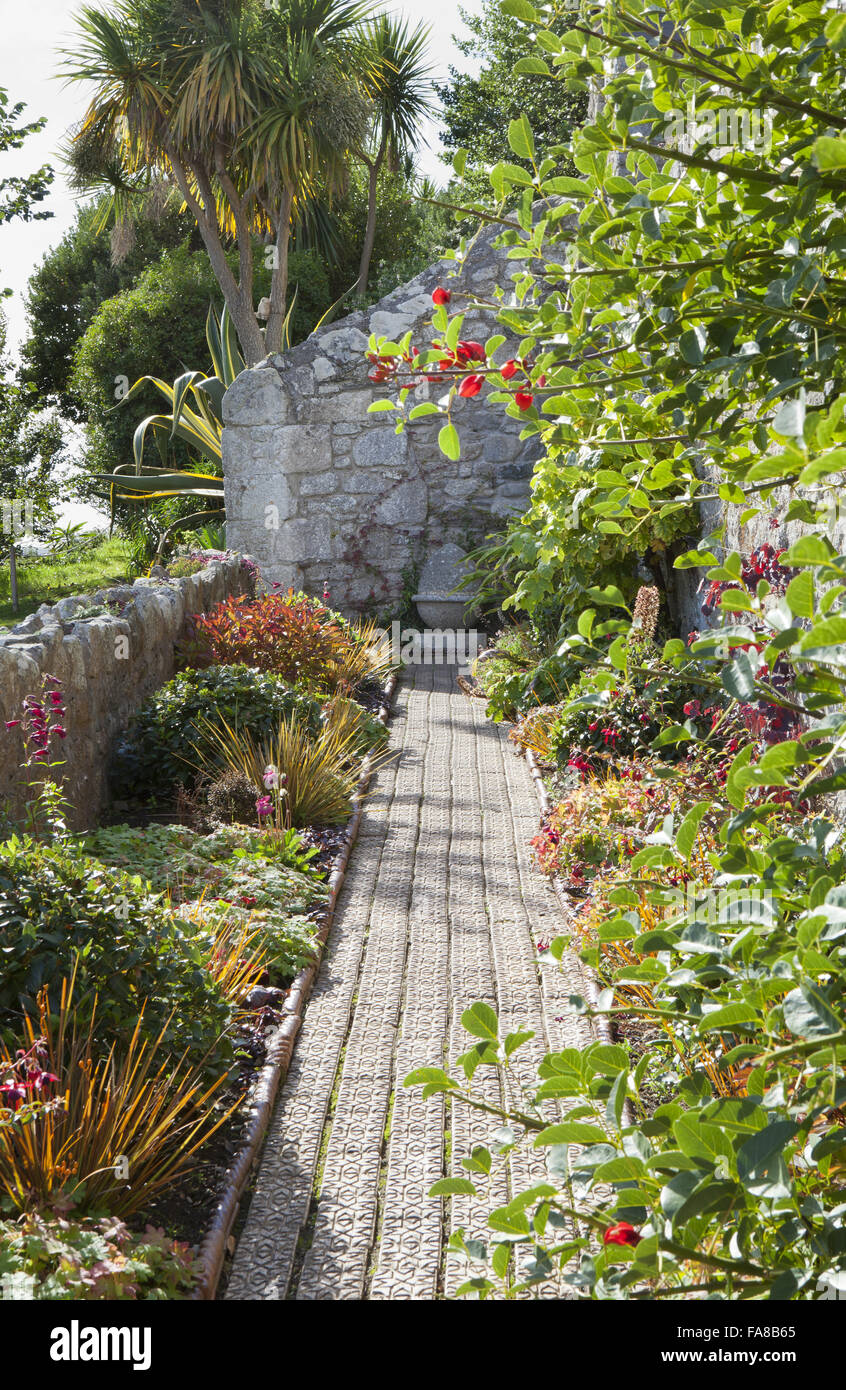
[413, 544, 472, 628]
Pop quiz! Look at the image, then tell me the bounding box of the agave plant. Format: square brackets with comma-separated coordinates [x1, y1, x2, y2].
[89, 304, 243, 556]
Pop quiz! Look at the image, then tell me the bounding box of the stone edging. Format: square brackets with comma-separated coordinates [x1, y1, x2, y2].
[192, 671, 399, 1300]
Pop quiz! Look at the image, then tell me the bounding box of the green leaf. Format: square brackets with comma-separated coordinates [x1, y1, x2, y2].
[438, 423, 461, 461]
[782, 985, 842, 1039]
[736, 1122, 796, 1183]
[785, 571, 815, 619]
[534, 1122, 607, 1147]
[814, 135, 846, 171]
[404, 1067, 457, 1091]
[429, 1177, 478, 1197]
[679, 325, 706, 365]
[461, 1001, 499, 1041]
[675, 801, 710, 861]
[508, 115, 535, 162]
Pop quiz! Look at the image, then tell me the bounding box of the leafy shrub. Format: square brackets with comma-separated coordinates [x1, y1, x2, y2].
[185, 590, 358, 689]
[110, 664, 322, 802]
[82, 822, 325, 984]
[0, 976, 234, 1217]
[0, 1211, 198, 1299]
[548, 641, 703, 774]
[204, 768, 262, 825]
[166, 556, 206, 578]
[0, 836, 233, 1062]
[475, 624, 577, 723]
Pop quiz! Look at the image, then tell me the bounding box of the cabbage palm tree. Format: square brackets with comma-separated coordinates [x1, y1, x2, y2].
[63, 0, 372, 364]
[354, 15, 433, 295]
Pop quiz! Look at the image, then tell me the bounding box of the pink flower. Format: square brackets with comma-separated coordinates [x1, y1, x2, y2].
[255, 795, 273, 818]
[4, 720, 21, 729]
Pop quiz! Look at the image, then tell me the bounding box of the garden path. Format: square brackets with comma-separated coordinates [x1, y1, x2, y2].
[225, 665, 592, 1301]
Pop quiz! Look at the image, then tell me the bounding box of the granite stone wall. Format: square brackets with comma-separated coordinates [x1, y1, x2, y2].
[222, 222, 543, 613]
[0, 553, 254, 831]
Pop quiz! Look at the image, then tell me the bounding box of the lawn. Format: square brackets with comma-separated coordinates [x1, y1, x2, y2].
[0, 536, 131, 628]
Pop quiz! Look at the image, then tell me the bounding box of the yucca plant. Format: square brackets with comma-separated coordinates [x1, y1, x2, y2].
[0, 974, 238, 1218]
[195, 712, 369, 827]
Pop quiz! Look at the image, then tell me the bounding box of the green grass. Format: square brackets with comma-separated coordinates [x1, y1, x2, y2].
[0, 537, 132, 628]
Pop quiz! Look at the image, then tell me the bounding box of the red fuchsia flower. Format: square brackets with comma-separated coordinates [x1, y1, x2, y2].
[322, 582, 331, 604]
[432, 287, 451, 306]
[683, 700, 701, 718]
[52, 726, 67, 739]
[515, 392, 534, 412]
[4, 720, 20, 729]
[603, 1221, 641, 1248]
[458, 373, 485, 398]
[501, 359, 519, 380]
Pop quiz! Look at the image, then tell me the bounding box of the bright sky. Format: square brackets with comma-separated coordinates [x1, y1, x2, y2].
[0, 0, 480, 354]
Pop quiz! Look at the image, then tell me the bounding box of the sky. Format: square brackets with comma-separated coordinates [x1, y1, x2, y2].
[0, 0, 480, 355]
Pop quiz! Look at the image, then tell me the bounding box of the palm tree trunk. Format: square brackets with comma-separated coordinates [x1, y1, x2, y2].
[265, 186, 294, 355]
[356, 135, 388, 296]
[168, 149, 265, 365]
[356, 161, 381, 296]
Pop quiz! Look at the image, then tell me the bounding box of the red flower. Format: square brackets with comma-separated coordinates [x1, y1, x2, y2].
[456, 340, 485, 363]
[603, 1222, 641, 1248]
[683, 700, 700, 718]
[515, 392, 534, 412]
[458, 373, 484, 398]
[4, 720, 21, 729]
[501, 359, 519, 380]
[432, 287, 451, 306]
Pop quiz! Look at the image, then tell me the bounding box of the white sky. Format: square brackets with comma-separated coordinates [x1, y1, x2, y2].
[0, 0, 480, 354]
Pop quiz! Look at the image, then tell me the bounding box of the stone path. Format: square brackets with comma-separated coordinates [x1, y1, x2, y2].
[225, 665, 592, 1302]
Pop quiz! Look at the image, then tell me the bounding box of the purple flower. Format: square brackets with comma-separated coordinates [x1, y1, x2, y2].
[255, 795, 273, 818]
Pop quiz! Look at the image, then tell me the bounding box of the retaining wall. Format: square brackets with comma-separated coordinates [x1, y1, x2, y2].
[0, 553, 254, 831]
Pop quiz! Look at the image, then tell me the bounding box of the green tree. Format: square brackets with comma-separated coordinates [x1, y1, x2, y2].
[353, 16, 433, 294]
[19, 195, 202, 418]
[70, 243, 330, 480]
[0, 315, 64, 540]
[0, 89, 53, 234]
[435, 0, 586, 201]
[328, 162, 453, 302]
[63, 0, 375, 364]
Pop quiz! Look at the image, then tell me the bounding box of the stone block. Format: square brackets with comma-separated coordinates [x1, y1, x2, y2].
[222, 365, 290, 426]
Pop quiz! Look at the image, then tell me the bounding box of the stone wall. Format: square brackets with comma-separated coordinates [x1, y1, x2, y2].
[0, 553, 253, 831]
[222, 222, 543, 614]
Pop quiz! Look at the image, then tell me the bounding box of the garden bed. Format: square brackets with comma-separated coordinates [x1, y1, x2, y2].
[0, 573, 396, 1299]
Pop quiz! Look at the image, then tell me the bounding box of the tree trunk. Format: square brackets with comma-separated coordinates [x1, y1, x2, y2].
[264, 186, 294, 355]
[356, 160, 381, 297]
[168, 150, 265, 365]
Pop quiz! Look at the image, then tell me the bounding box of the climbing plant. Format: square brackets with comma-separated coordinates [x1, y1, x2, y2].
[370, 0, 846, 1298]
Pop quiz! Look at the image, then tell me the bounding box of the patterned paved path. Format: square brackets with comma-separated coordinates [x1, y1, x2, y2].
[225, 665, 592, 1301]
